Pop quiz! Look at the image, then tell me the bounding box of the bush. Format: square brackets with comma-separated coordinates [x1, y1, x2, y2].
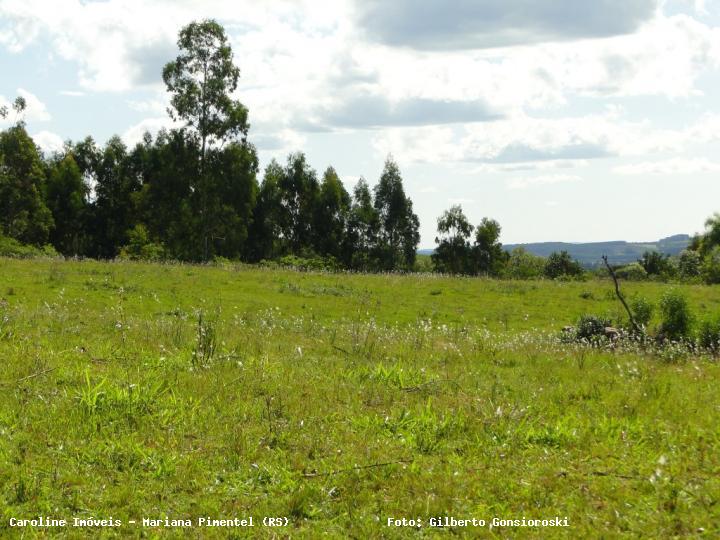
[0, 234, 58, 258]
[630, 297, 654, 328]
[615, 263, 648, 281]
[678, 250, 701, 279]
[638, 250, 672, 276]
[505, 247, 546, 279]
[544, 251, 584, 279]
[698, 317, 720, 352]
[118, 225, 166, 261]
[276, 254, 339, 272]
[701, 245, 720, 284]
[575, 314, 612, 341]
[413, 255, 434, 273]
[658, 289, 693, 341]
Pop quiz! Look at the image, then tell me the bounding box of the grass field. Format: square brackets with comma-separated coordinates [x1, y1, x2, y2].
[1, 258, 719, 538]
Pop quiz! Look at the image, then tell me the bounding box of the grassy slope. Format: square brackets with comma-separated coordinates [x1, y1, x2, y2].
[0, 258, 719, 538]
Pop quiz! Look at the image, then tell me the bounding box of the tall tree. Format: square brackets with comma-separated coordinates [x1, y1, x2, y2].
[204, 141, 259, 258]
[314, 167, 350, 259]
[473, 217, 506, 275]
[134, 130, 198, 260]
[345, 177, 379, 269]
[373, 157, 419, 270]
[0, 125, 53, 245]
[46, 154, 88, 255]
[163, 19, 252, 259]
[90, 136, 142, 258]
[277, 152, 319, 255]
[432, 204, 474, 274]
[245, 159, 285, 261]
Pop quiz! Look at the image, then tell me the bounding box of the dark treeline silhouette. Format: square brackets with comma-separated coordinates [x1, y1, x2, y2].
[0, 20, 420, 271]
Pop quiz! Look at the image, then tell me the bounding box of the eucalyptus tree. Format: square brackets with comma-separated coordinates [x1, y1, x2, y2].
[314, 166, 351, 260]
[0, 124, 53, 245]
[46, 154, 88, 255]
[432, 204, 474, 274]
[163, 19, 255, 260]
[345, 177, 379, 269]
[373, 157, 419, 270]
[473, 217, 506, 275]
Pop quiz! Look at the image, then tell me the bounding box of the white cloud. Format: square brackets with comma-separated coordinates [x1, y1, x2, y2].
[32, 130, 64, 154]
[524, 14, 720, 99]
[614, 157, 720, 174]
[1, 1, 717, 120]
[59, 90, 86, 97]
[0, 0, 353, 95]
[371, 107, 720, 167]
[127, 96, 168, 114]
[507, 174, 582, 190]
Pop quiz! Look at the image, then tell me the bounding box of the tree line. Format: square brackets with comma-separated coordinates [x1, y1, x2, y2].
[0, 20, 420, 272]
[2, 19, 719, 282]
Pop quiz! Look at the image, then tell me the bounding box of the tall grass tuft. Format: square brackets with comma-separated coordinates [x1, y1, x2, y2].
[192, 310, 217, 367]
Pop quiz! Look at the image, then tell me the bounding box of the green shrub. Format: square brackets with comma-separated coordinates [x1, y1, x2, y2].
[678, 250, 701, 279]
[0, 235, 58, 258]
[118, 225, 166, 261]
[701, 246, 720, 284]
[658, 289, 693, 341]
[698, 317, 720, 352]
[544, 251, 584, 279]
[575, 314, 612, 341]
[505, 247, 546, 279]
[638, 251, 672, 276]
[630, 297, 654, 328]
[413, 254, 434, 273]
[615, 263, 647, 281]
[276, 254, 339, 272]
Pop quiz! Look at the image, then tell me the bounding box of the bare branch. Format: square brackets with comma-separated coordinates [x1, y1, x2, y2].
[602, 255, 641, 335]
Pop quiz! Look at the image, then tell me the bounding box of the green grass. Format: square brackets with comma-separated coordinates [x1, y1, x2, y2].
[1, 258, 719, 538]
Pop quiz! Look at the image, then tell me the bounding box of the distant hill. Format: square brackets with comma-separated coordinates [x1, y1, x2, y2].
[418, 234, 691, 268]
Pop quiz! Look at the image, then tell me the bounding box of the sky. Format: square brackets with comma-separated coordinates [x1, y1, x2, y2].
[1, 0, 720, 248]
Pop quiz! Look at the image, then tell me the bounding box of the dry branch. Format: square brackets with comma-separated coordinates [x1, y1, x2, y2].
[602, 255, 641, 335]
[0, 367, 57, 387]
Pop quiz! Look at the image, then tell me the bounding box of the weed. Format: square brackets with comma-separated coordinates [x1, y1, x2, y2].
[631, 296, 654, 328]
[575, 314, 612, 342]
[192, 310, 218, 367]
[698, 316, 720, 352]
